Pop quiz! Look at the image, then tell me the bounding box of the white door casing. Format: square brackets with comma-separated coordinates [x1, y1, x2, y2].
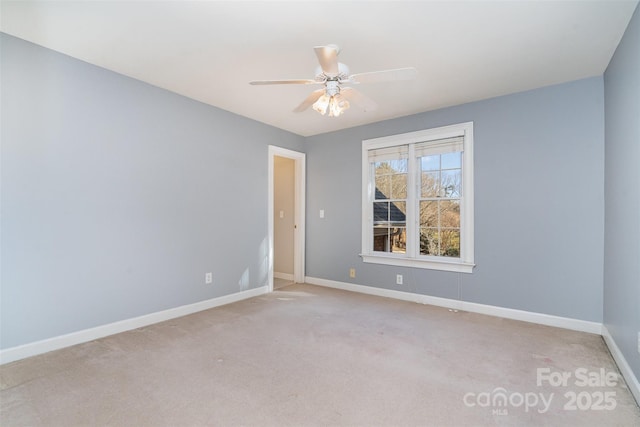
[268, 146, 306, 291]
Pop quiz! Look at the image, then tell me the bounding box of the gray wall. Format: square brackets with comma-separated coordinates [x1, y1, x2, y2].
[603, 4, 640, 379]
[306, 77, 605, 322]
[0, 34, 305, 349]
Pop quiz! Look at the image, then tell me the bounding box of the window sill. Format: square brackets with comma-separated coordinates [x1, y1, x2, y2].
[361, 254, 475, 273]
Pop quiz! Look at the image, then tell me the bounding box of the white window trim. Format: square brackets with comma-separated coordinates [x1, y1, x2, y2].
[361, 122, 475, 274]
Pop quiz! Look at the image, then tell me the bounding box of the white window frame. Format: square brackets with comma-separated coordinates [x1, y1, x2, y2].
[361, 122, 475, 273]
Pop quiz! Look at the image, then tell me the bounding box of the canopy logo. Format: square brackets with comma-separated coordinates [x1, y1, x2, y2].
[463, 388, 553, 415]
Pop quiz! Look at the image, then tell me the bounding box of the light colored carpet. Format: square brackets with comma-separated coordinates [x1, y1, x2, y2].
[1, 283, 639, 426]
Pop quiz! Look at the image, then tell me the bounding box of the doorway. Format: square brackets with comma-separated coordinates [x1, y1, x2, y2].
[268, 146, 305, 292]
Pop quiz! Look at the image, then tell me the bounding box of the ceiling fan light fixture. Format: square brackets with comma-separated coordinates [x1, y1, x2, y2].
[312, 93, 349, 117]
[312, 94, 331, 115]
[329, 94, 349, 117]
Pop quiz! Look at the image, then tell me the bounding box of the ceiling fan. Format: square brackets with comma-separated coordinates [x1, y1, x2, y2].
[249, 44, 417, 117]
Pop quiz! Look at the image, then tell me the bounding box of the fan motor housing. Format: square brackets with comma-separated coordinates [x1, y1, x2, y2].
[315, 62, 350, 80]
[325, 80, 340, 96]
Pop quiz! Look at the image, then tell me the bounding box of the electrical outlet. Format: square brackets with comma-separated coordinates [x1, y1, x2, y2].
[349, 268, 356, 278]
[205, 272, 213, 284]
[396, 274, 403, 285]
[319, 209, 325, 218]
[637, 332, 640, 354]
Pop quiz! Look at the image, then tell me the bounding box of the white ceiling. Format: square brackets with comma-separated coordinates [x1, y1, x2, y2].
[1, 1, 637, 136]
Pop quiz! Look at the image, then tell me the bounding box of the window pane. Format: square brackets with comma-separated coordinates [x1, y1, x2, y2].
[421, 155, 440, 171]
[376, 159, 407, 174]
[440, 200, 460, 228]
[373, 226, 389, 252]
[391, 173, 407, 199]
[420, 201, 438, 227]
[388, 159, 408, 173]
[374, 161, 389, 175]
[440, 229, 460, 257]
[372, 226, 406, 254]
[441, 152, 461, 170]
[373, 156, 408, 254]
[421, 171, 439, 197]
[420, 228, 439, 255]
[441, 170, 461, 197]
[375, 176, 390, 200]
[390, 201, 406, 225]
[391, 227, 407, 254]
[374, 201, 406, 224]
[373, 202, 389, 223]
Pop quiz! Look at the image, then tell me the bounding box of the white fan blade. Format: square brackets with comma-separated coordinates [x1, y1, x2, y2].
[314, 45, 339, 76]
[250, 79, 318, 85]
[341, 87, 377, 112]
[348, 67, 417, 84]
[293, 89, 325, 112]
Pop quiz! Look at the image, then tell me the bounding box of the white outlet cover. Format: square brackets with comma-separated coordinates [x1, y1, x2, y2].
[320, 209, 325, 218]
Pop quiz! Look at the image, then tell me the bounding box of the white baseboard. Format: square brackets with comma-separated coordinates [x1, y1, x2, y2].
[274, 271, 294, 281]
[602, 326, 640, 405]
[304, 276, 603, 335]
[0, 286, 269, 365]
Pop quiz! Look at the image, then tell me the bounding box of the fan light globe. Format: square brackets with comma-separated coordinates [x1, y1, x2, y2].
[329, 95, 349, 117]
[313, 94, 330, 115]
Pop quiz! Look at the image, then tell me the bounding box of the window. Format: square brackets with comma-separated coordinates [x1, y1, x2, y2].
[361, 122, 474, 273]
